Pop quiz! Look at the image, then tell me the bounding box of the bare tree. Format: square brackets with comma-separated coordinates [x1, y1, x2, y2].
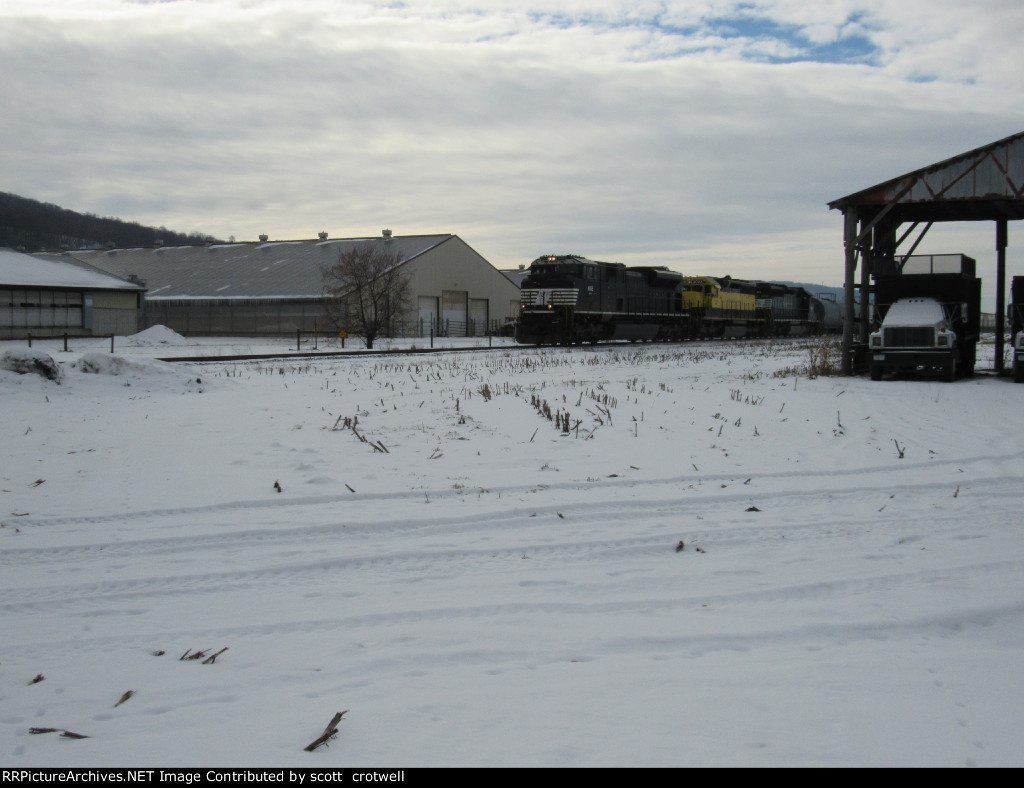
[321, 242, 412, 349]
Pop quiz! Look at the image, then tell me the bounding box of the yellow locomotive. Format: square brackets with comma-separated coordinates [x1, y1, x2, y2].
[680, 276, 765, 338]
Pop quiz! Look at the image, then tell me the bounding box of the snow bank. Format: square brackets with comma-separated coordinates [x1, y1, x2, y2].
[0, 348, 63, 382]
[73, 353, 145, 376]
[70, 353, 198, 387]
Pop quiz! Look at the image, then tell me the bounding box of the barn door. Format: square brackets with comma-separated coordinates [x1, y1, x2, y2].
[469, 298, 488, 336]
[417, 296, 438, 337]
[441, 290, 467, 336]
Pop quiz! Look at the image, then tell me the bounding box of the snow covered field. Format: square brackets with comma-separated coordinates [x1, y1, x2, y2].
[2, 329, 1023, 767]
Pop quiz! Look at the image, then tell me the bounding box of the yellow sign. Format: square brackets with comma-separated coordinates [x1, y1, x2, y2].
[339, 331, 347, 338]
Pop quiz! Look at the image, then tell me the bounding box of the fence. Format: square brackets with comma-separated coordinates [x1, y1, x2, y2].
[414, 318, 510, 338]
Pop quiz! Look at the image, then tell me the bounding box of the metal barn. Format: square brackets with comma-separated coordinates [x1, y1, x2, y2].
[1, 248, 144, 339]
[41, 232, 520, 338]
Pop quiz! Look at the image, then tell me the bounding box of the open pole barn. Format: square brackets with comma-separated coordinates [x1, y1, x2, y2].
[829, 130, 1024, 374]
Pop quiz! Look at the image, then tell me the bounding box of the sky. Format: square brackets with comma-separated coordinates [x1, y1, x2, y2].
[2, 0, 1023, 298]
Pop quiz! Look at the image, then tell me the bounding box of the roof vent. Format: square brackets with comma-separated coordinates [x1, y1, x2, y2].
[259, 234, 269, 243]
[318, 231, 328, 240]
[382, 229, 393, 240]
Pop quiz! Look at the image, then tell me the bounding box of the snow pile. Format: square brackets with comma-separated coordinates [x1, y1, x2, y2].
[125, 324, 187, 346]
[73, 353, 149, 376]
[0, 348, 63, 382]
[68, 353, 202, 393]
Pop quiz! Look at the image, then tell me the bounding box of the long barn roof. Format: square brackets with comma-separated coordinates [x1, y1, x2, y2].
[38, 235, 456, 299]
[828, 130, 1024, 223]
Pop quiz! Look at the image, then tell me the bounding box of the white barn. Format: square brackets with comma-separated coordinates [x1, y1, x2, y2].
[1, 247, 144, 339]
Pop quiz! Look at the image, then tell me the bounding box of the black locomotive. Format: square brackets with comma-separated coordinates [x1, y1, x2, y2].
[515, 254, 842, 345]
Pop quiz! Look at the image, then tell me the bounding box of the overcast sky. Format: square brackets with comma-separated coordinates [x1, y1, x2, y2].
[2, 0, 1022, 298]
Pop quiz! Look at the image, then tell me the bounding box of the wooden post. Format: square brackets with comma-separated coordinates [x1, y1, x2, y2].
[996, 220, 1008, 373]
[841, 209, 859, 375]
[860, 230, 873, 345]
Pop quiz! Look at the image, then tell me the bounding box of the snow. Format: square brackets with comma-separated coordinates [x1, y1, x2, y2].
[882, 298, 946, 326]
[122, 325, 188, 347]
[0, 248, 142, 290]
[2, 330, 1023, 767]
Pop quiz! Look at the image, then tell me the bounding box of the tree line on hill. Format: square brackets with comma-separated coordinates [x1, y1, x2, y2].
[0, 191, 222, 252]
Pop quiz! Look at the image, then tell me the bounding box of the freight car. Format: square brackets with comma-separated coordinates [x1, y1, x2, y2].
[516, 254, 838, 345]
[809, 293, 845, 334]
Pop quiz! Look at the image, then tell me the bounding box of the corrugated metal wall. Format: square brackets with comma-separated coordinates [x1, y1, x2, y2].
[143, 298, 325, 335]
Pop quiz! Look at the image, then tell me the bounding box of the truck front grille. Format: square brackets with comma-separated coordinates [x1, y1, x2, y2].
[883, 327, 934, 347]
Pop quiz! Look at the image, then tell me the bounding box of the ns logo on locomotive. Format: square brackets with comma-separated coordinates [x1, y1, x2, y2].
[515, 254, 842, 346]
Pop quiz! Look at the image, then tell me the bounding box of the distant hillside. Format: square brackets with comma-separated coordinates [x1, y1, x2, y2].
[0, 191, 222, 252]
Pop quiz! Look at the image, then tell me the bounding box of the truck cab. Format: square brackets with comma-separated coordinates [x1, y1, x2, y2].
[867, 257, 980, 383]
[1010, 276, 1024, 382]
[1015, 330, 1024, 383]
[869, 297, 961, 381]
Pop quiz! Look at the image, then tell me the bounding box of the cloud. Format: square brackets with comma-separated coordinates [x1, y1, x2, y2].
[1, 0, 1021, 301]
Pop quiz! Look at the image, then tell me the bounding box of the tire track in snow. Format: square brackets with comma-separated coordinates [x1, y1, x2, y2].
[3, 446, 1020, 531]
[2, 473, 1015, 598]
[7, 575, 1024, 662]
[3, 500, 1021, 615]
[2, 466, 1014, 568]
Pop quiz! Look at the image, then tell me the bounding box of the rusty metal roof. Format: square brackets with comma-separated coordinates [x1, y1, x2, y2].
[828, 130, 1024, 222]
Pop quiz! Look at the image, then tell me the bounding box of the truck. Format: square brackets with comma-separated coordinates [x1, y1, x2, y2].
[868, 255, 980, 382]
[1011, 276, 1024, 383]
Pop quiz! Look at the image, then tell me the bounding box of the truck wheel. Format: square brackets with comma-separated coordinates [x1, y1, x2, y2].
[870, 365, 882, 381]
[945, 357, 957, 382]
